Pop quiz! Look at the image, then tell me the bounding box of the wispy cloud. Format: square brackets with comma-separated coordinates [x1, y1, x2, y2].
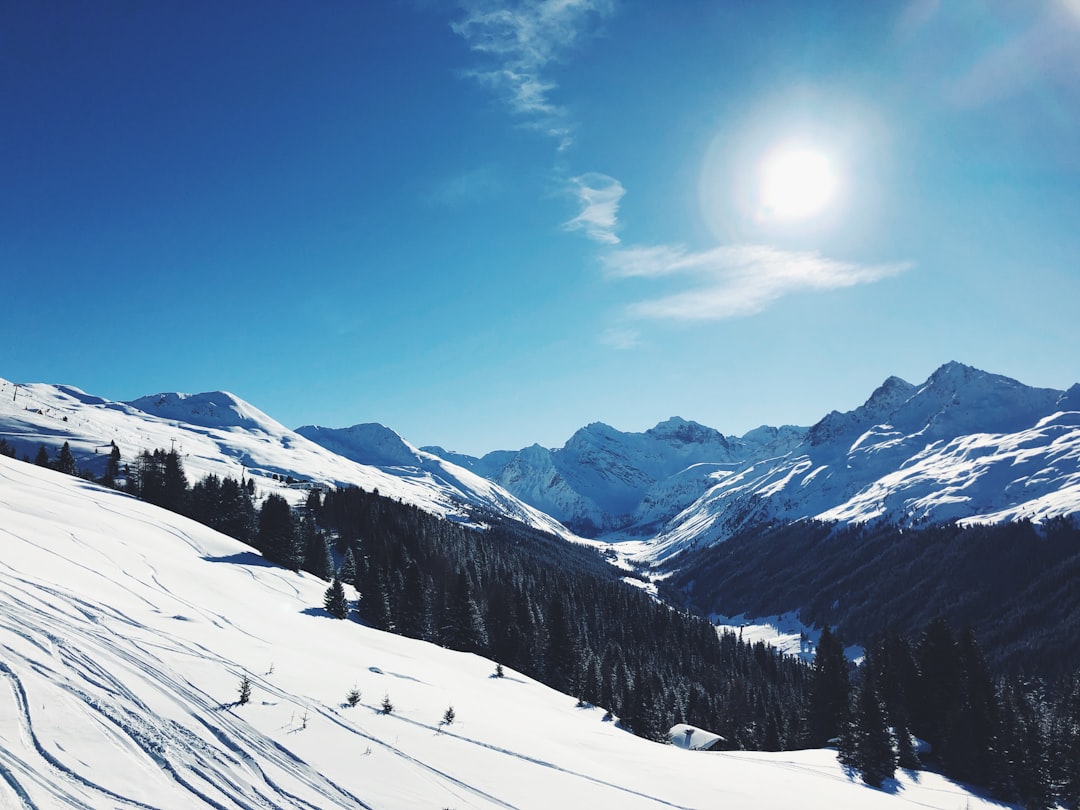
[427, 165, 504, 207]
[452, 0, 614, 148]
[602, 243, 912, 321]
[563, 172, 624, 244]
[598, 327, 641, 350]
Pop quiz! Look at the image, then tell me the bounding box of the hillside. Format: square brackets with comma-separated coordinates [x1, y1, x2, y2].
[0, 456, 1007, 809]
[0, 377, 572, 539]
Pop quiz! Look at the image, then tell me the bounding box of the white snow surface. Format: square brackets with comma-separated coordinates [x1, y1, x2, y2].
[0, 378, 574, 539]
[0, 456, 1010, 809]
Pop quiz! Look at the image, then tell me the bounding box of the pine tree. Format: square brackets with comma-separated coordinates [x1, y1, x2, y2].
[849, 664, 898, 787]
[256, 493, 301, 570]
[238, 674, 252, 705]
[324, 578, 348, 619]
[306, 533, 334, 581]
[346, 686, 362, 707]
[339, 547, 358, 584]
[106, 441, 121, 485]
[380, 693, 394, 714]
[805, 626, 850, 747]
[56, 442, 78, 476]
[161, 449, 188, 513]
[442, 705, 455, 726]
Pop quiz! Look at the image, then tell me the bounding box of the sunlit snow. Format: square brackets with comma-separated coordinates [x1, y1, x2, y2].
[0, 457, 1010, 808]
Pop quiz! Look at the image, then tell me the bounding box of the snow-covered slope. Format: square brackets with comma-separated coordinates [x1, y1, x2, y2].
[0, 456, 1007, 809]
[0, 378, 575, 538]
[294, 423, 575, 537]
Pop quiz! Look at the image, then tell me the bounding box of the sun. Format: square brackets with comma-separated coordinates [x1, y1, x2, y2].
[759, 146, 838, 220]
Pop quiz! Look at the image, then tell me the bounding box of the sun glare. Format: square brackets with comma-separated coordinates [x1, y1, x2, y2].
[759, 147, 837, 220]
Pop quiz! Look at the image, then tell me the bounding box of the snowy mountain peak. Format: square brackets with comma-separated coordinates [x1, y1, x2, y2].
[1059, 383, 1080, 412]
[646, 416, 727, 447]
[126, 390, 276, 432]
[295, 423, 421, 468]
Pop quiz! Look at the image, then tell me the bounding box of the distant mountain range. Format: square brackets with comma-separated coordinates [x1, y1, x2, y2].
[4, 361, 1079, 567]
[423, 362, 1080, 562]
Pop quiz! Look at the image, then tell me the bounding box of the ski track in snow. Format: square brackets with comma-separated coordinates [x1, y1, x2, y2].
[0, 523, 578, 810]
[0, 536, 376, 808]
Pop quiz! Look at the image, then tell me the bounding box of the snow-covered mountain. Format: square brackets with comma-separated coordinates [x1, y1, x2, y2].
[0, 453, 1006, 809]
[6, 361, 1079, 568]
[425, 363, 1080, 562]
[0, 378, 573, 539]
[424, 417, 805, 536]
[643, 362, 1080, 561]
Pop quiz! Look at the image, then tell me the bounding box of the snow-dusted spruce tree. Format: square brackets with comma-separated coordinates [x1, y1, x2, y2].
[442, 705, 455, 726]
[380, 693, 394, 715]
[238, 675, 252, 706]
[346, 686, 361, 707]
[338, 547, 357, 584]
[323, 577, 348, 619]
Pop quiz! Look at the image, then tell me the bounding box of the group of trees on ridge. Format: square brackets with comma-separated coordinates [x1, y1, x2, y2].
[7, 440, 1080, 807]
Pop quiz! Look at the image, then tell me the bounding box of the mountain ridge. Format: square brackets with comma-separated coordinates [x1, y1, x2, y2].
[419, 361, 1080, 561]
[0, 378, 575, 540]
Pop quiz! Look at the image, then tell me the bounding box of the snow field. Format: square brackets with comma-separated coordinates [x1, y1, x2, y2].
[0, 457, 1010, 808]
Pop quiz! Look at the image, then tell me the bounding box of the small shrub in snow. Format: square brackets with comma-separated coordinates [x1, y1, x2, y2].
[346, 686, 361, 707]
[442, 705, 455, 726]
[380, 693, 394, 715]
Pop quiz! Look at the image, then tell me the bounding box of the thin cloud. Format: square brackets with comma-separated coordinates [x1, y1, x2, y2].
[427, 165, 504, 206]
[598, 327, 641, 350]
[949, 3, 1080, 108]
[602, 243, 912, 321]
[452, 0, 614, 147]
[563, 172, 624, 244]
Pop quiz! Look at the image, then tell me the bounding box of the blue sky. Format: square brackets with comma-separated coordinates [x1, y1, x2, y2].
[3, 1, 1079, 454]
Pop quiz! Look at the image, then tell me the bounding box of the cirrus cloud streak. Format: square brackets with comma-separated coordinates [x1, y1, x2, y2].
[602, 243, 912, 321]
[452, 0, 614, 148]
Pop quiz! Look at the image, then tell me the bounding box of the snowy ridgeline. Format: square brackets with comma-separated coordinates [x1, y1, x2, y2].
[424, 362, 1080, 561]
[0, 377, 575, 540]
[0, 456, 1006, 809]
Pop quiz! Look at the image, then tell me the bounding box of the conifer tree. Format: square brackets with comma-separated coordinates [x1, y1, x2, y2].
[256, 493, 301, 571]
[238, 674, 252, 705]
[338, 547, 357, 586]
[324, 577, 348, 619]
[844, 662, 897, 787]
[303, 528, 334, 581]
[805, 626, 850, 747]
[56, 441, 78, 476]
[161, 449, 189, 513]
[106, 441, 121, 485]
